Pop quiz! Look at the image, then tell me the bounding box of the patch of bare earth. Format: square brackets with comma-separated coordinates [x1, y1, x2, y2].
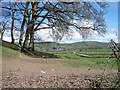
[2, 54, 118, 88]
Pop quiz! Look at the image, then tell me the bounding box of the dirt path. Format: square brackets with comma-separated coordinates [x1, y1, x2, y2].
[2, 57, 106, 77]
[2, 54, 118, 88]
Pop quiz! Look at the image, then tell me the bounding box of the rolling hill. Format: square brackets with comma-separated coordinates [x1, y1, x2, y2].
[34, 41, 110, 49]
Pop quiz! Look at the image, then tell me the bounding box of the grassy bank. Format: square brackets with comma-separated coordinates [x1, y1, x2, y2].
[2, 40, 59, 58]
[2, 46, 20, 58]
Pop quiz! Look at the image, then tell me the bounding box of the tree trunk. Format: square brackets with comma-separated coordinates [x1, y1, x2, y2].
[28, 2, 38, 51]
[1, 33, 3, 40]
[23, 24, 31, 49]
[29, 29, 34, 51]
[1, 30, 4, 40]
[11, 10, 15, 44]
[23, 2, 33, 50]
[19, 2, 29, 48]
[1, 31, 4, 40]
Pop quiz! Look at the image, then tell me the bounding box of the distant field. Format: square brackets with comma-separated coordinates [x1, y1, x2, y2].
[34, 41, 116, 69]
[46, 48, 112, 57]
[45, 48, 116, 69]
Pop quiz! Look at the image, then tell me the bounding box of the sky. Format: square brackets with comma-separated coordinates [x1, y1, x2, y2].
[35, 2, 119, 43]
[73, 2, 118, 43]
[84, 2, 118, 43]
[2, 2, 119, 43]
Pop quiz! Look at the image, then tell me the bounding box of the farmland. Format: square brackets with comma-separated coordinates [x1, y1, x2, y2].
[34, 41, 117, 69]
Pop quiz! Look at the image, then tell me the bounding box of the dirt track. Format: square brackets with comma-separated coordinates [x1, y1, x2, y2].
[2, 54, 118, 88]
[2, 57, 106, 77]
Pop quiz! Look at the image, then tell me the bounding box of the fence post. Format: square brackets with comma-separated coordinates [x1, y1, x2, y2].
[111, 39, 120, 80]
[118, 45, 120, 80]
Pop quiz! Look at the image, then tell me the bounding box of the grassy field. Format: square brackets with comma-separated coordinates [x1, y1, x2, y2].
[45, 48, 117, 69]
[34, 41, 117, 69]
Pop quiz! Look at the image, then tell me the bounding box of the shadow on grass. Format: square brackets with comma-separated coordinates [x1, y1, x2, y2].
[2, 40, 59, 58]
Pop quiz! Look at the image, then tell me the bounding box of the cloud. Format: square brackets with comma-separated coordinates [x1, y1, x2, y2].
[72, 19, 94, 28]
[3, 32, 11, 42]
[35, 21, 118, 43]
[2, 28, 20, 42]
[111, 28, 117, 32]
[35, 28, 54, 42]
[88, 28, 118, 42]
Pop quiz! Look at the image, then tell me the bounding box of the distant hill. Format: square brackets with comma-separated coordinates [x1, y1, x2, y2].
[71, 41, 110, 48]
[34, 41, 110, 48]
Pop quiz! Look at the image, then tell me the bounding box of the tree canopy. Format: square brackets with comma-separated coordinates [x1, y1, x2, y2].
[1, 1, 108, 51]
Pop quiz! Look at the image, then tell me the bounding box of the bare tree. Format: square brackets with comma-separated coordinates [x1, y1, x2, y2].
[1, 1, 108, 51]
[1, 2, 22, 43]
[0, 20, 8, 40]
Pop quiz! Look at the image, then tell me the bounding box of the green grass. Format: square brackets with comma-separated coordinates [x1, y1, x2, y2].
[64, 57, 117, 69]
[65, 59, 94, 68]
[34, 47, 41, 50]
[2, 40, 59, 58]
[47, 51, 110, 59]
[2, 46, 20, 58]
[1, 45, 58, 58]
[47, 51, 80, 59]
[47, 50, 117, 69]
[0, 45, 2, 51]
[80, 48, 112, 52]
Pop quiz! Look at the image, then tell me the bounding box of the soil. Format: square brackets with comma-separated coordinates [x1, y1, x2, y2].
[2, 54, 118, 88]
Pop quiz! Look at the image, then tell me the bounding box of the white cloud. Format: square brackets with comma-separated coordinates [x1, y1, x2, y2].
[111, 28, 117, 32]
[35, 21, 118, 43]
[3, 30, 11, 42]
[88, 28, 118, 43]
[35, 28, 53, 42]
[72, 19, 94, 28]
[2, 28, 20, 42]
[3, 35, 11, 42]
